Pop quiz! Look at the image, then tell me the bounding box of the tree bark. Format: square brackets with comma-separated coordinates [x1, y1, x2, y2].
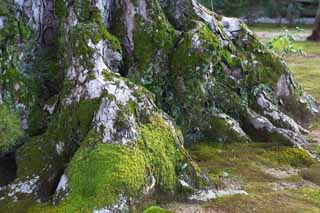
[308, 0, 320, 41]
[0, 0, 320, 211]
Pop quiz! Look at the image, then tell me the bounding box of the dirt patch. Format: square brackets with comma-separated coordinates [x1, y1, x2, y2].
[270, 180, 319, 191]
[166, 203, 227, 213]
[309, 130, 320, 144]
[263, 168, 299, 179]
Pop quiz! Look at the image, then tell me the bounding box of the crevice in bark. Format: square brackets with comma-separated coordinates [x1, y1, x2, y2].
[0, 153, 17, 187]
[39, 169, 64, 202]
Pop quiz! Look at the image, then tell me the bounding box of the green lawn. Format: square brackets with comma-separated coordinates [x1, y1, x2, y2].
[190, 142, 320, 213]
[252, 24, 320, 101]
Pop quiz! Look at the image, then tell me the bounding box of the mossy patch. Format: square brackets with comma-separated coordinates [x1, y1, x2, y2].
[189, 142, 315, 184]
[169, 23, 243, 130]
[0, 104, 23, 155]
[301, 163, 320, 185]
[204, 187, 320, 213]
[144, 206, 172, 213]
[30, 114, 190, 212]
[187, 140, 320, 212]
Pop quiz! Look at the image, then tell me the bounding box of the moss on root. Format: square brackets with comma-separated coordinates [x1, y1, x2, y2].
[143, 206, 172, 213]
[0, 104, 23, 155]
[128, 0, 177, 102]
[168, 23, 246, 139]
[32, 134, 147, 212]
[28, 114, 190, 212]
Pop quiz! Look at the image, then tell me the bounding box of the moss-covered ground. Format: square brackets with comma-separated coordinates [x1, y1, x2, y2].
[191, 142, 320, 212]
[159, 141, 320, 212]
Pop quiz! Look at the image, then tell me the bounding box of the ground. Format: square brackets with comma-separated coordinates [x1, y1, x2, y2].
[143, 24, 320, 213]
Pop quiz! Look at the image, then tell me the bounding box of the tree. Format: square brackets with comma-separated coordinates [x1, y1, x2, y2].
[308, 0, 320, 41]
[0, 0, 319, 211]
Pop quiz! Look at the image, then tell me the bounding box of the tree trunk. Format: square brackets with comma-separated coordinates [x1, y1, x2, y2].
[308, 0, 320, 41]
[0, 0, 319, 211]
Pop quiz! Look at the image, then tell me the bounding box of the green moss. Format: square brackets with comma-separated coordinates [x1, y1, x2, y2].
[189, 142, 315, 183]
[262, 147, 315, 168]
[0, 199, 39, 213]
[15, 97, 102, 184]
[100, 28, 122, 51]
[126, 0, 178, 102]
[189, 140, 320, 212]
[293, 188, 320, 206]
[77, 99, 100, 135]
[205, 187, 320, 213]
[144, 206, 172, 213]
[0, 104, 23, 155]
[206, 116, 248, 143]
[49, 132, 147, 210]
[301, 164, 320, 185]
[169, 23, 245, 133]
[138, 115, 184, 192]
[55, 0, 68, 20]
[29, 113, 189, 212]
[27, 104, 48, 136]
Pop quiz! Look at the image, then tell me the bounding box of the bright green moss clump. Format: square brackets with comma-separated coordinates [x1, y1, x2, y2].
[144, 206, 172, 213]
[0, 104, 23, 155]
[262, 147, 315, 168]
[31, 114, 188, 212]
[138, 115, 184, 192]
[49, 133, 147, 211]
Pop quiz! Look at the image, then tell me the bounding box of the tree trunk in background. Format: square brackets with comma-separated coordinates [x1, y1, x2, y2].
[308, 0, 320, 41]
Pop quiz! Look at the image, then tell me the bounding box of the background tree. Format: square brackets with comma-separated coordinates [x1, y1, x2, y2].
[308, 0, 320, 41]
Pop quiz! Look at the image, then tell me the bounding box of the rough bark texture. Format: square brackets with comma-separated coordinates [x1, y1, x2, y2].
[0, 0, 319, 211]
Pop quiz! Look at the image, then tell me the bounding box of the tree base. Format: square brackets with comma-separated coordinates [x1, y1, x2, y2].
[307, 30, 320, 41]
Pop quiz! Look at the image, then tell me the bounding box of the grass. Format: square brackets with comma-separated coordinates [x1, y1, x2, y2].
[252, 24, 320, 101]
[204, 188, 320, 213]
[251, 24, 312, 43]
[286, 39, 320, 101]
[188, 142, 320, 212]
[250, 23, 312, 32]
[301, 164, 320, 185]
[189, 142, 316, 184]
